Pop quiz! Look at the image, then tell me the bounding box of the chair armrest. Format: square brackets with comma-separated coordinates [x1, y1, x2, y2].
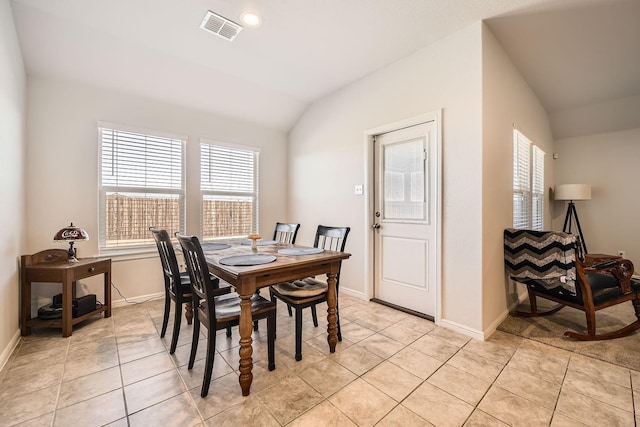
[590, 260, 619, 270]
[586, 259, 635, 294]
[584, 253, 621, 265]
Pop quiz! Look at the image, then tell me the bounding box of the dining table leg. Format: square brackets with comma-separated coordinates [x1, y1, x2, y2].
[326, 270, 338, 352]
[238, 293, 254, 396]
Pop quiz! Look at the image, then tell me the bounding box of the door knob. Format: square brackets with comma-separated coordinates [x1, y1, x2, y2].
[373, 223, 381, 229]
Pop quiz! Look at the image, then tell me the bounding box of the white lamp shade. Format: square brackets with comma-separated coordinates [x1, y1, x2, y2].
[554, 184, 591, 201]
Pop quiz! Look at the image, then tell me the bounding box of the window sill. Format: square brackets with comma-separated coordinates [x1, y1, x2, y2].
[98, 248, 158, 262]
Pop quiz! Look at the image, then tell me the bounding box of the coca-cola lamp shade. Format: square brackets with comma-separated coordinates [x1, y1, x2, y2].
[54, 223, 89, 262]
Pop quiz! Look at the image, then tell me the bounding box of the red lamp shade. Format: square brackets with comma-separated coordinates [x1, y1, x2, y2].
[54, 223, 89, 262]
[53, 224, 89, 242]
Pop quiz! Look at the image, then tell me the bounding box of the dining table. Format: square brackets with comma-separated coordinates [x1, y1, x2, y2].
[201, 239, 351, 396]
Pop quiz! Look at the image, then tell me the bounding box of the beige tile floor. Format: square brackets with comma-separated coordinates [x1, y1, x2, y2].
[1, 293, 639, 427]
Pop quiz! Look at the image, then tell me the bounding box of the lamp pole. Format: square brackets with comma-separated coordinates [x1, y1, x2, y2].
[562, 200, 588, 255]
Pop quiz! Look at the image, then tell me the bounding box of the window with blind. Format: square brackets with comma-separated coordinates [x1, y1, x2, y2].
[200, 141, 259, 239]
[99, 124, 185, 252]
[513, 129, 545, 230]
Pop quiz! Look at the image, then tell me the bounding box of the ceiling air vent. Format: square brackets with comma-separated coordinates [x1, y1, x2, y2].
[200, 11, 242, 42]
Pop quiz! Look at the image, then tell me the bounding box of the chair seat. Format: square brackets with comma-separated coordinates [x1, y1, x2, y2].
[523, 272, 640, 306]
[271, 277, 327, 297]
[199, 293, 276, 324]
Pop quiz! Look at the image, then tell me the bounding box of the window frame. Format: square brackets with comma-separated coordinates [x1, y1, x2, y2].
[513, 129, 545, 230]
[200, 139, 260, 240]
[98, 122, 186, 255]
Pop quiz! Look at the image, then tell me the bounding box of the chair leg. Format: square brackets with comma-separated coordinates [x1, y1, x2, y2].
[270, 290, 278, 339]
[311, 305, 318, 327]
[188, 317, 200, 369]
[160, 290, 170, 338]
[512, 290, 565, 317]
[184, 301, 193, 325]
[529, 290, 538, 314]
[201, 326, 216, 397]
[170, 301, 182, 354]
[564, 298, 640, 341]
[564, 319, 640, 341]
[295, 307, 303, 361]
[287, 304, 293, 317]
[226, 327, 232, 337]
[585, 309, 597, 337]
[267, 311, 276, 371]
[253, 291, 260, 331]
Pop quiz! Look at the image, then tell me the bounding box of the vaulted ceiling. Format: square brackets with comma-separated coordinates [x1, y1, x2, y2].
[10, 0, 640, 138]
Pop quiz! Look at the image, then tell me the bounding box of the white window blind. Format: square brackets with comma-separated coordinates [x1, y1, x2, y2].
[532, 145, 545, 230]
[99, 125, 185, 252]
[513, 130, 531, 229]
[200, 142, 259, 239]
[513, 129, 544, 230]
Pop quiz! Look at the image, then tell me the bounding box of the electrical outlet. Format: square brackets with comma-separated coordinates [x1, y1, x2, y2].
[617, 250, 626, 258]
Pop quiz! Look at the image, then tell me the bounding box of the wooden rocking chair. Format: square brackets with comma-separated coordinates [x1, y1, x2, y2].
[504, 228, 640, 340]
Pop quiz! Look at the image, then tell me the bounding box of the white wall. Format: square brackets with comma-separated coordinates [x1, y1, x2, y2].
[25, 76, 288, 309]
[481, 24, 554, 332]
[553, 128, 640, 266]
[289, 23, 485, 335]
[0, 0, 26, 366]
[550, 94, 640, 140]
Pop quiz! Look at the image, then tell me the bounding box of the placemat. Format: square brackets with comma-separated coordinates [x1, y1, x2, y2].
[219, 254, 277, 266]
[278, 247, 325, 255]
[241, 239, 278, 246]
[201, 242, 231, 251]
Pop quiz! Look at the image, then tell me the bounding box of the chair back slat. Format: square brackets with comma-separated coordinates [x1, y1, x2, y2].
[273, 222, 300, 244]
[314, 225, 350, 252]
[150, 227, 181, 294]
[176, 233, 219, 317]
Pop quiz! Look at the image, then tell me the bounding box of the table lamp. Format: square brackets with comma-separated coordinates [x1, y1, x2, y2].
[54, 222, 89, 262]
[554, 184, 591, 254]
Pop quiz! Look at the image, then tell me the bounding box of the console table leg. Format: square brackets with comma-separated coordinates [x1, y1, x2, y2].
[62, 274, 73, 338]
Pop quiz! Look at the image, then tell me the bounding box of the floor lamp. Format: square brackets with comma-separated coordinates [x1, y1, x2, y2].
[554, 184, 591, 255]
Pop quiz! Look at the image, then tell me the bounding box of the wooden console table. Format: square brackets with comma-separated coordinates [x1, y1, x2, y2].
[20, 249, 112, 337]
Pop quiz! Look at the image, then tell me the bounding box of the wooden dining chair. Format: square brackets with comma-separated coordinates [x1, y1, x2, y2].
[150, 227, 219, 354]
[250, 222, 302, 331]
[269, 225, 350, 361]
[273, 222, 301, 244]
[176, 232, 276, 397]
[269, 222, 301, 318]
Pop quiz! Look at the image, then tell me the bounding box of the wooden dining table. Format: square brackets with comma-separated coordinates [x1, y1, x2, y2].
[201, 241, 351, 396]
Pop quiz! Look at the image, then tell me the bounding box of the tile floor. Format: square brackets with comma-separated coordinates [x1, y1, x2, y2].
[1, 293, 639, 426]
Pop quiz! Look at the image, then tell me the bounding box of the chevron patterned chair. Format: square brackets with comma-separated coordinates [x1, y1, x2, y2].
[504, 228, 640, 340]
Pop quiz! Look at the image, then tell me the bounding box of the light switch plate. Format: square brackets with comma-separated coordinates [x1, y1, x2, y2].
[354, 185, 364, 195]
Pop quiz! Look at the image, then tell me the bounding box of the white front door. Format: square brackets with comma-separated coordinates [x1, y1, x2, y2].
[373, 121, 437, 316]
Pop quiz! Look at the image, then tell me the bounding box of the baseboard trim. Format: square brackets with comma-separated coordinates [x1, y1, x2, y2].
[339, 287, 367, 301]
[438, 318, 485, 341]
[483, 309, 512, 340]
[112, 291, 164, 308]
[0, 329, 21, 373]
[369, 298, 434, 322]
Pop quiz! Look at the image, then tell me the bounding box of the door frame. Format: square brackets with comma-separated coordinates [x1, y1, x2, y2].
[363, 110, 443, 324]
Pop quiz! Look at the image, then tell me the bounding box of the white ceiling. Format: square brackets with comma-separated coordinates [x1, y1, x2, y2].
[486, 0, 640, 139]
[9, 0, 640, 137]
